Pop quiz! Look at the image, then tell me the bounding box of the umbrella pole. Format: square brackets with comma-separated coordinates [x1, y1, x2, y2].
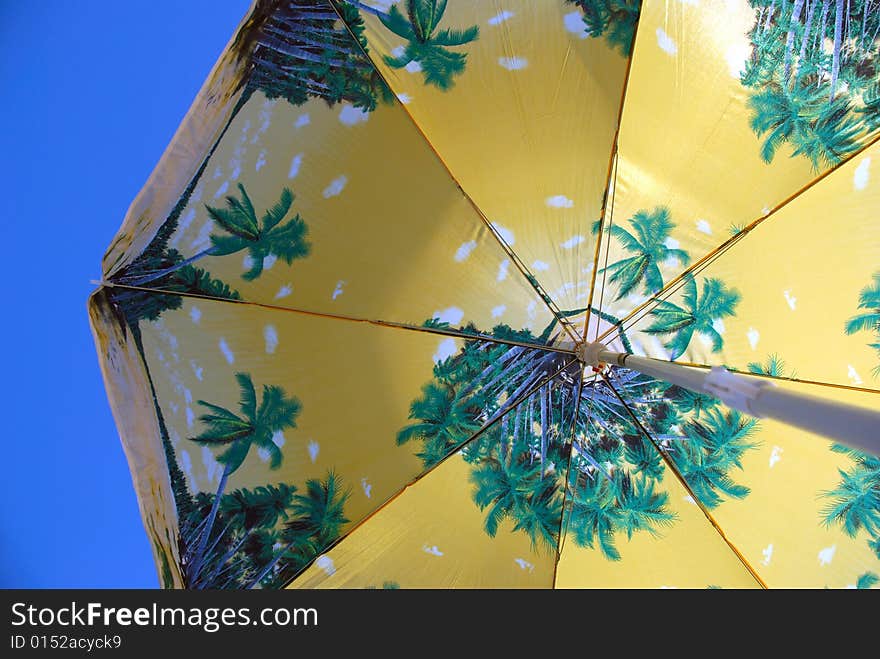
[579, 342, 880, 457]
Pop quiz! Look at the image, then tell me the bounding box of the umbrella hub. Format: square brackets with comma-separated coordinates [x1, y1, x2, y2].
[576, 341, 610, 368]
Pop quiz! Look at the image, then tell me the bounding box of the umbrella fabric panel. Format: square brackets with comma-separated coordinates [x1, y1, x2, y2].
[127, 291, 569, 587]
[342, 0, 633, 320]
[616, 141, 880, 392]
[289, 451, 558, 588]
[614, 372, 880, 588]
[594, 0, 880, 330]
[109, 4, 556, 345]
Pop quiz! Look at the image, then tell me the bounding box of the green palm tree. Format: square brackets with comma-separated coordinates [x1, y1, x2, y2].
[672, 408, 759, 509]
[742, 1, 875, 169]
[643, 274, 741, 360]
[856, 572, 879, 589]
[612, 472, 677, 542]
[287, 471, 351, 549]
[568, 0, 642, 56]
[220, 483, 298, 530]
[565, 473, 624, 560]
[251, 0, 393, 111]
[397, 381, 482, 467]
[665, 383, 720, 419]
[600, 207, 691, 301]
[351, 0, 479, 89]
[795, 95, 863, 168]
[115, 262, 241, 327]
[127, 184, 310, 285]
[186, 373, 301, 581]
[252, 471, 351, 587]
[844, 273, 880, 376]
[470, 453, 562, 552]
[748, 81, 820, 164]
[819, 446, 880, 544]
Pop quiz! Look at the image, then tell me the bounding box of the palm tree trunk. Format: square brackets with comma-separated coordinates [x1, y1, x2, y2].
[784, 0, 807, 85]
[539, 384, 548, 477]
[261, 25, 356, 57]
[815, 0, 830, 81]
[194, 529, 252, 588]
[188, 464, 231, 582]
[500, 414, 509, 461]
[123, 246, 216, 287]
[763, 1, 776, 31]
[795, 0, 818, 85]
[286, 9, 339, 22]
[247, 541, 296, 588]
[457, 346, 525, 399]
[260, 36, 371, 69]
[512, 404, 521, 460]
[831, 0, 844, 99]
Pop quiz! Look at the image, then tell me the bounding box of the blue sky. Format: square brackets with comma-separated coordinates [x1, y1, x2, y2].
[0, 0, 251, 588]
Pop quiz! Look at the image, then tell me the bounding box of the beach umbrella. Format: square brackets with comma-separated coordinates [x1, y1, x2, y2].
[89, 0, 880, 589]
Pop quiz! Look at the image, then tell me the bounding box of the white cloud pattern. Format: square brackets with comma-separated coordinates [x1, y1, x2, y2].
[339, 104, 369, 126]
[546, 195, 574, 208]
[656, 27, 677, 55]
[264, 325, 278, 354]
[455, 240, 477, 262]
[219, 338, 234, 364]
[854, 157, 871, 190]
[323, 175, 348, 198]
[498, 56, 528, 70]
[488, 11, 513, 25]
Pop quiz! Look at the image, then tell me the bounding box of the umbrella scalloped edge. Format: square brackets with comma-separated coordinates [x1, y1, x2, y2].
[88, 289, 184, 588]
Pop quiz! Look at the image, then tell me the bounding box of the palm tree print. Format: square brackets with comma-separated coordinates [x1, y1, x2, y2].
[642, 274, 741, 360]
[249, 0, 393, 111]
[397, 306, 759, 561]
[743, 1, 879, 170]
[566, 0, 642, 56]
[366, 581, 401, 589]
[348, 0, 479, 89]
[184, 373, 302, 583]
[747, 353, 794, 377]
[566, 470, 675, 561]
[125, 184, 310, 286]
[670, 408, 759, 510]
[844, 272, 880, 376]
[470, 452, 563, 551]
[600, 206, 691, 301]
[820, 444, 880, 560]
[856, 572, 879, 589]
[747, 82, 861, 168]
[257, 471, 351, 587]
[177, 472, 351, 589]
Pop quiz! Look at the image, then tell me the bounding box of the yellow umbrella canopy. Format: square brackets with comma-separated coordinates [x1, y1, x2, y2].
[89, 0, 880, 589]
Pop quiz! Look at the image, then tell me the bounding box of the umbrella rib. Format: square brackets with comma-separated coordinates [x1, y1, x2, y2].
[582, 6, 641, 343]
[324, 0, 581, 346]
[661, 359, 880, 396]
[589, 150, 619, 348]
[97, 281, 575, 356]
[596, 131, 880, 346]
[599, 372, 769, 589]
[277, 358, 579, 589]
[552, 367, 588, 589]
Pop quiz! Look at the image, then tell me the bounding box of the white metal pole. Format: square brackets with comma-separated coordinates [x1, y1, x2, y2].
[578, 343, 880, 457]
